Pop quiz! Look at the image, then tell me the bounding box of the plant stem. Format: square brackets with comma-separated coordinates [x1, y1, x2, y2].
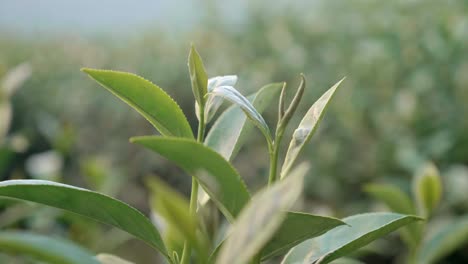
[181, 107, 206, 264]
[268, 127, 285, 185]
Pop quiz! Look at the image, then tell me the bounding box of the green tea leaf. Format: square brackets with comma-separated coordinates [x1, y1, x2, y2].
[82, 68, 193, 139]
[0, 180, 168, 258]
[413, 162, 442, 217]
[417, 215, 468, 264]
[216, 163, 307, 264]
[209, 85, 272, 144]
[261, 212, 346, 260]
[0, 231, 99, 264]
[281, 78, 345, 178]
[96, 254, 134, 264]
[146, 177, 208, 262]
[205, 83, 283, 160]
[364, 184, 415, 214]
[188, 45, 208, 108]
[281, 213, 421, 264]
[130, 136, 250, 221]
[196, 75, 238, 123]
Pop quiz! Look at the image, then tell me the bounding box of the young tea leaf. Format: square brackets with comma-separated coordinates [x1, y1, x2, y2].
[209, 85, 272, 144]
[188, 45, 208, 108]
[281, 213, 422, 264]
[130, 136, 250, 221]
[196, 75, 238, 123]
[215, 163, 308, 264]
[416, 215, 468, 264]
[413, 162, 442, 217]
[261, 212, 346, 260]
[82, 68, 193, 139]
[0, 180, 168, 258]
[281, 78, 345, 178]
[0, 231, 99, 264]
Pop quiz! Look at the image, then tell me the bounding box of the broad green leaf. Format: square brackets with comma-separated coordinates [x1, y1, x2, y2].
[0, 180, 168, 258]
[261, 212, 346, 260]
[417, 215, 468, 264]
[281, 78, 345, 178]
[188, 45, 208, 108]
[130, 136, 250, 221]
[146, 177, 208, 262]
[0, 231, 99, 264]
[281, 213, 421, 264]
[216, 163, 307, 264]
[96, 253, 134, 264]
[413, 162, 442, 217]
[196, 75, 238, 123]
[210, 85, 272, 143]
[205, 83, 283, 160]
[82, 68, 193, 139]
[364, 184, 415, 215]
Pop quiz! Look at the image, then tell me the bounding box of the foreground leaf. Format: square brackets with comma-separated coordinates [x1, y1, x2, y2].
[282, 213, 421, 264]
[0, 231, 99, 264]
[261, 212, 346, 260]
[146, 177, 208, 262]
[281, 78, 345, 178]
[210, 85, 272, 143]
[131, 136, 250, 221]
[216, 163, 307, 264]
[96, 253, 134, 264]
[205, 83, 282, 160]
[0, 180, 168, 258]
[417, 215, 468, 264]
[82, 68, 193, 139]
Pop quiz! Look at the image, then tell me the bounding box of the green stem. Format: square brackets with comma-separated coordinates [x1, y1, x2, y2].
[268, 127, 285, 185]
[181, 106, 206, 264]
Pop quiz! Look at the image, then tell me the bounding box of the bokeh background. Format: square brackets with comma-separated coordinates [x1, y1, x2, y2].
[1, 0, 468, 263]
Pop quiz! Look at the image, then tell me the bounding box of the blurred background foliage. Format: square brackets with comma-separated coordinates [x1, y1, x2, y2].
[1, 0, 467, 262]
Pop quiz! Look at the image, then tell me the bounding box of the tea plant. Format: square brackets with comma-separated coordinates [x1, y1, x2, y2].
[0, 46, 421, 263]
[365, 162, 468, 264]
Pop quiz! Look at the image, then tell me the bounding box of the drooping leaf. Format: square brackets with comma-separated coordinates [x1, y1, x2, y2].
[146, 177, 208, 262]
[130, 136, 250, 221]
[416, 215, 468, 264]
[364, 184, 415, 215]
[82, 68, 193, 139]
[196, 75, 238, 123]
[209, 85, 272, 143]
[281, 78, 345, 178]
[188, 45, 208, 108]
[281, 213, 421, 264]
[413, 162, 442, 217]
[261, 212, 346, 260]
[96, 253, 134, 264]
[0, 231, 99, 264]
[0, 180, 168, 258]
[205, 83, 283, 160]
[216, 163, 308, 264]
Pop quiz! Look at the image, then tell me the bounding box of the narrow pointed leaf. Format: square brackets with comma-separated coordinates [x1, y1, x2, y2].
[131, 136, 250, 221]
[210, 85, 272, 143]
[417, 215, 468, 264]
[146, 177, 208, 262]
[364, 184, 415, 214]
[261, 212, 346, 260]
[82, 68, 193, 138]
[205, 83, 282, 160]
[413, 162, 442, 217]
[96, 254, 134, 264]
[188, 45, 208, 107]
[0, 180, 168, 258]
[281, 78, 345, 178]
[0, 231, 99, 264]
[281, 213, 422, 264]
[216, 163, 307, 264]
